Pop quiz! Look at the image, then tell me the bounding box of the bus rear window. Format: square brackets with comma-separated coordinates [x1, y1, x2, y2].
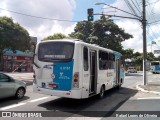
[151, 62, 159, 66]
[38, 42, 74, 61]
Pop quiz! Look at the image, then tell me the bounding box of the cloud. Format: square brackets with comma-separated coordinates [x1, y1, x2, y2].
[116, 20, 143, 52]
[0, 0, 76, 40]
[106, 0, 160, 54]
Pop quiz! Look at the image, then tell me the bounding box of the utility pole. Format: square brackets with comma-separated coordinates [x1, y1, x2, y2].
[95, 2, 148, 85]
[142, 0, 147, 85]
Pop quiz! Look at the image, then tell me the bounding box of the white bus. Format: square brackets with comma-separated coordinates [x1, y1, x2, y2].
[150, 61, 160, 74]
[33, 39, 124, 99]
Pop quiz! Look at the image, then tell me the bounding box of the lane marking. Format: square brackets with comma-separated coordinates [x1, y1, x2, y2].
[0, 97, 49, 110]
[137, 97, 160, 100]
[28, 97, 49, 103]
[0, 103, 26, 110]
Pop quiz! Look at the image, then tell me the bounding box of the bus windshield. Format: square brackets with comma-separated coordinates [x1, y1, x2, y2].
[151, 62, 159, 66]
[38, 42, 74, 62]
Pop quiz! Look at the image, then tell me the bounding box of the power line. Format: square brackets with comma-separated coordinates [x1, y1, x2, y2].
[135, 0, 142, 12]
[130, 0, 141, 15]
[145, 2, 160, 52]
[146, 28, 160, 53]
[147, 4, 160, 39]
[148, 19, 160, 24]
[0, 8, 79, 23]
[124, 0, 140, 17]
[96, 2, 141, 19]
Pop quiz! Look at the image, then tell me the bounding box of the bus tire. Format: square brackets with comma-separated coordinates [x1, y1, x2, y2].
[117, 84, 121, 89]
[99, 86, 105, 99]
[117, 79, 122, 89]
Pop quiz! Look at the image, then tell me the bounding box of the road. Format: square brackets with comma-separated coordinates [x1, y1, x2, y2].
[0, 72, 160, 120]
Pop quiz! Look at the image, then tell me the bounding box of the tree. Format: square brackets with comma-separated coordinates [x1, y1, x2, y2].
[69, 21, 93, 43]
[147, 52, 155, 61]
[70, 15, 133, 52]
[132, 52, 155, 71]
[121, 48, 134, 60]
[133, 52, 143, 70]
[0, 16, 31, 70]
[91, 16, 133, 51]
[44, 33, 68, 40]
[121, 48, 134, 70]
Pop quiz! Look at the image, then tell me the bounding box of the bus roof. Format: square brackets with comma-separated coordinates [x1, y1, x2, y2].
[151, 61, 160, 63]
[40, 39, 81, 43]
[39, 39, 122, 55]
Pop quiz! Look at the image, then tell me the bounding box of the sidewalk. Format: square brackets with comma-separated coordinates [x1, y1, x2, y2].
[137, 73, 160, 95]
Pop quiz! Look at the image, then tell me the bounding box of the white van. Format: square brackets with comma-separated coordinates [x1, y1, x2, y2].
[127, 67, 137, 73]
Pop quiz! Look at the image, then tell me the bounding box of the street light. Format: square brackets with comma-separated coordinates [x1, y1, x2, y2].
[95, 2, 141, 19]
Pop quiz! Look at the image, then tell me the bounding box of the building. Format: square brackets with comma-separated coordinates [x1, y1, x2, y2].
[0, 36, 37, 72]
[2, 49, 33, 72]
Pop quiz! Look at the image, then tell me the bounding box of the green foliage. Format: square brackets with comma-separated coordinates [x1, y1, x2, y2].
[122, 48, 134, 60]
[0, 16, 31, 70]
[0, 16, 31, 55]
[69, 15, 133, 52]
[121, 49, 160, 70]
[133, 52, 143, 66]
[147, 52, 155, 61]
[133, 52, 156, 64]
[124, 51, 158, 70]
[121, 48, 133, 66]
[69, 21, 93, 43]
[44, 33, 68, 40]
[155, 56, 160, 61]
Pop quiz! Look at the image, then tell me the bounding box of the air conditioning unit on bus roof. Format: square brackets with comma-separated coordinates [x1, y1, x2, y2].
[92, 44, 99, 46]
[74, 39, 83, 42]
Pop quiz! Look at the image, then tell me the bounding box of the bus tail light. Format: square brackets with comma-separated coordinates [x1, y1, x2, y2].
[74, 79, 78, 82]
[73, 72, 79, 88]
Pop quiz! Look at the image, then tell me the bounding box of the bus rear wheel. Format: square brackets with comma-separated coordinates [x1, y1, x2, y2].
[99, 86, 105, 99]
[116, 84, 121, 89]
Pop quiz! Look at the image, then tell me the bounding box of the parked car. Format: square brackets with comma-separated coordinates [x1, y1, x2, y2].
[127, 67, 137, 73]
[0, 72, 26, 99]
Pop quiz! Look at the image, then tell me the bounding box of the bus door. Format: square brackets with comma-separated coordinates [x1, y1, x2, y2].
[116, 59, 120, 85]
[89, 50, 97, 94]
[82, 46, 90, 98]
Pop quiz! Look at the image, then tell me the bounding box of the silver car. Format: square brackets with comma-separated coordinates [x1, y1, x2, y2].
[127, 67, 137, 73]
[0, 72, 26, 99]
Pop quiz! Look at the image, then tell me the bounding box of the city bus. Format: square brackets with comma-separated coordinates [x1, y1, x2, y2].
[150, 61, 160, 74]
[33, 39, 124, 99]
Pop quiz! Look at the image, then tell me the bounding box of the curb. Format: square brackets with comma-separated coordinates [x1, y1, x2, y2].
[136, 84, 160, 95]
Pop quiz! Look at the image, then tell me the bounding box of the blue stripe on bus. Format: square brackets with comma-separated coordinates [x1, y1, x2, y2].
[151, 65, 160, 71]
[52, 60, 74, 91]
[113, 51, 124, 84]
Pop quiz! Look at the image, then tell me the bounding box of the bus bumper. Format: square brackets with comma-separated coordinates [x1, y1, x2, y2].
[33, 84, 84, 99]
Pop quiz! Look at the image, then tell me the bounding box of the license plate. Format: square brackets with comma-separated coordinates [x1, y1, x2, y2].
[48, 83, 57, 88]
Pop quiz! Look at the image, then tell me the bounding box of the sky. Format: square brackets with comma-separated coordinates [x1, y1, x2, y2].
[0, 0, 160, 55]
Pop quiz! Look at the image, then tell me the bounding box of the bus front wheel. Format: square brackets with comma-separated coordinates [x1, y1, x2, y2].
[99, 86, 105, 99]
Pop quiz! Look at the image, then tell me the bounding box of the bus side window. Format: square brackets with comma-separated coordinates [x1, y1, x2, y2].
[99, 51, 108, 70]
[83, 47, 88, 71]
[109, 53, 115, 69]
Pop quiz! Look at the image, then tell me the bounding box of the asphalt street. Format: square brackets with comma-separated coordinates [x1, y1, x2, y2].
[0, 72, 160, 120]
